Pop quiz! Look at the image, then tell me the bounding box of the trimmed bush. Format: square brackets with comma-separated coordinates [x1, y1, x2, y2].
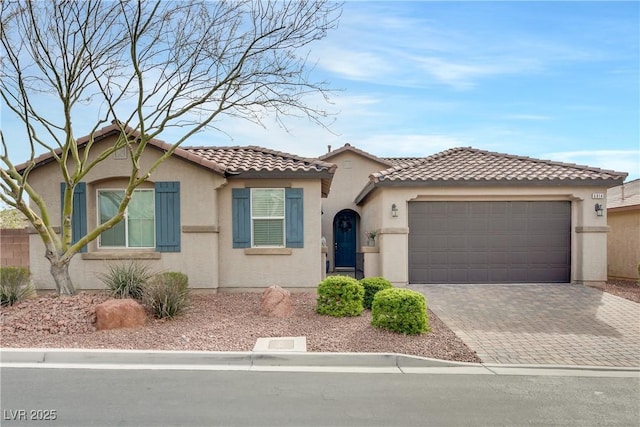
[371, 288, 429, 335]
[143, 272, 190, 319]
[359, 277, 393, 310]
[316, 275, 364, 317]
[98, 261, 153, 300]
[0, 267, 36, 306]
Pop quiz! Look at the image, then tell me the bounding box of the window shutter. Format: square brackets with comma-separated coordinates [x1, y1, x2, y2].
[232, 188, 251, 248]
[285, 188, 304, 248]
[155, 182, 181, 252]
[60, 182, 87, 252]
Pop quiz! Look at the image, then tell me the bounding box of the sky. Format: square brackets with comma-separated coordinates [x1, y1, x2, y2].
[3, 1, 639, 181]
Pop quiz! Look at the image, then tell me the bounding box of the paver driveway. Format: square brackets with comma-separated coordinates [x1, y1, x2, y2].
[410, 284, 640, 367]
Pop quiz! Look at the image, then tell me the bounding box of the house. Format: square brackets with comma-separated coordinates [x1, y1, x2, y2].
[20, 122, 628, 291]
[606, 179, 640, 281]
[21, 123, 336, 291]
[319, 144, 627, 288]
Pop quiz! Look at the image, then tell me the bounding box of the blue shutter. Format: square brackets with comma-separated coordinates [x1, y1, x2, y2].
[155, 182, 181, 252]
[232, 188, 251, 248]
[286, 188, 304, 248]
[60, 182, 87, 252]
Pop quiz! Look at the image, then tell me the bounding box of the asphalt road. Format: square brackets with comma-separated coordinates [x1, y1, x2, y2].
[1, 368, 638, 426]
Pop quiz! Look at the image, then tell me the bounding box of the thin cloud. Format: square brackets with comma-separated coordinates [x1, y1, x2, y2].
[541, 150, 639, 178]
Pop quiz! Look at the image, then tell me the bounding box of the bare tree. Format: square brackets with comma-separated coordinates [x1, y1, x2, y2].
[0, 0, 341, 295]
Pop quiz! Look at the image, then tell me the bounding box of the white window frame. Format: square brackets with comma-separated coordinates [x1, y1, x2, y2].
[250, 188, 286, 248]
[97, 188, 156, 249]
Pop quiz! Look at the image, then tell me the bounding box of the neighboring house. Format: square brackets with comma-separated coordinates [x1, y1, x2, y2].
[20, 123, 335, 291]
[319, 144, 627, 288]
[606, 179, 640, 281]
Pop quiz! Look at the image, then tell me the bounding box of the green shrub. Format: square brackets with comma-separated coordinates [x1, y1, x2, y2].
[359, 277, 393, 310]
[371, 288, 429, 335]
[98, 261, 153, 299]
[316, 275, 364, 317]
[0, 267, 36, 306]
[143, 272, 190, 319]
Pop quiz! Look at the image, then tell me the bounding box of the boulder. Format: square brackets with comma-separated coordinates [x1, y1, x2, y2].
[95, 298, 147, 330]
[259, 286, 293, 318]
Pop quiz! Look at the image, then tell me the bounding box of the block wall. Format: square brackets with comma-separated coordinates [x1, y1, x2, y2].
[0, 228, 30, 268]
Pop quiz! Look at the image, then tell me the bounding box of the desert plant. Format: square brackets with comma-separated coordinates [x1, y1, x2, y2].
[316, 275, 364, 317]
[98, 261, 153, 299]
[0, 267, 36, 306]
[359, 277, 393, 310]
[371, 288, 429, 335]
[143, 272, 190, 319]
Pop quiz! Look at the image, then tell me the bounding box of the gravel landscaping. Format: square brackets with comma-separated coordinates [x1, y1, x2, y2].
[603, 279, 640, 303]
[2, 280, 637, 363]
[0, 291, 481, 363]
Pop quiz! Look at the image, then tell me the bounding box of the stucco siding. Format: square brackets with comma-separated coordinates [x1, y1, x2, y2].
[26, 136, 224, 290]
[320, 151, 389, 271]
[607, 209, 640, 280]
[361, 185, 612, 286]
[218, 179, 324, 290]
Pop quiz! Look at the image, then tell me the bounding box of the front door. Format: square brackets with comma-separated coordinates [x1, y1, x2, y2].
[334, 210, 356, 268]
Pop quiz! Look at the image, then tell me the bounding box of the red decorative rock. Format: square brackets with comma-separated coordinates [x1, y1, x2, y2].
[259, 286, 293, 318]
[95, 299, 147, 330]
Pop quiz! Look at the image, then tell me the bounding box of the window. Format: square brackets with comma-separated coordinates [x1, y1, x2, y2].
[98, 189, 155, 248]
[251, 188, 285, 247]
[233, 187, 303, 249]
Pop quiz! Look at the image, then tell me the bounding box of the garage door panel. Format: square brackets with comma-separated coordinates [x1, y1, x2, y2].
[409, 201, 571, 284]
[489, 269, 509, 282]
[468, 269, 489, 282]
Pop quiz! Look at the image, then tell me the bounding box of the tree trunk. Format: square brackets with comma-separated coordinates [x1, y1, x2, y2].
[49, 257, 76, 296]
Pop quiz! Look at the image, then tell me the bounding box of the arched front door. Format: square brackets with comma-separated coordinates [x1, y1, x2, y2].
[334, 210, 357, 268]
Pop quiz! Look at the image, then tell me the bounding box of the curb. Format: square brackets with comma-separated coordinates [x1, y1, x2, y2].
[0, 348, 466, 368]
[1, 348, 638, 377]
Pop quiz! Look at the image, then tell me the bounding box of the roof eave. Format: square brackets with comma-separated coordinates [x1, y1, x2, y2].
[354, 181, 376, 205]
[319, 145, 393, 168]
[228, 169, 335, 198]
[608, 204, 640, 213]
[15, 126, 125, 173]
[355, 176, 628, 204]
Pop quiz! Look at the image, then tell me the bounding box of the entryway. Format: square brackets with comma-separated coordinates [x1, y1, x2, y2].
[333, 209, 358, 269]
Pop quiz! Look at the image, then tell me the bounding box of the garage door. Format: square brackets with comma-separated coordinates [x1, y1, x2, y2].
[408, 201, 571, 284]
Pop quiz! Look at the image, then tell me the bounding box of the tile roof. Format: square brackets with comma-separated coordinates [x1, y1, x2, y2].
[355, 147, 628, 203]
[372, 147, 627, 183]
[382, 157, 424, 167]
[607, 179, 640, 210]
[17, 122, 336, 196]
[16, 122, 224, 176]
[183, 146, 336, 174]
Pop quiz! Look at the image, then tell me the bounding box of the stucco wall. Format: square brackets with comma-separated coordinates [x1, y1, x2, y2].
[27, 136, 225, 290]
[360, 185, 612, 286]
[218, 178, 324, 290]
[607, 208, 640, 280]
[320, 151, 389, 271]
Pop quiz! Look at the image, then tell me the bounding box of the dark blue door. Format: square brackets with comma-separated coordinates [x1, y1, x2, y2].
[334, 211, 356, 268]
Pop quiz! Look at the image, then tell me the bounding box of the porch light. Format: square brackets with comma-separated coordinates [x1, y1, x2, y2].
[391, 203, 398, 217]
[595, 203, 604, 217]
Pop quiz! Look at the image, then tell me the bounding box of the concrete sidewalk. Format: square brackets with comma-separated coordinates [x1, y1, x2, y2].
[1, 348, 638, 378]
[411, 284, 640, 367]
